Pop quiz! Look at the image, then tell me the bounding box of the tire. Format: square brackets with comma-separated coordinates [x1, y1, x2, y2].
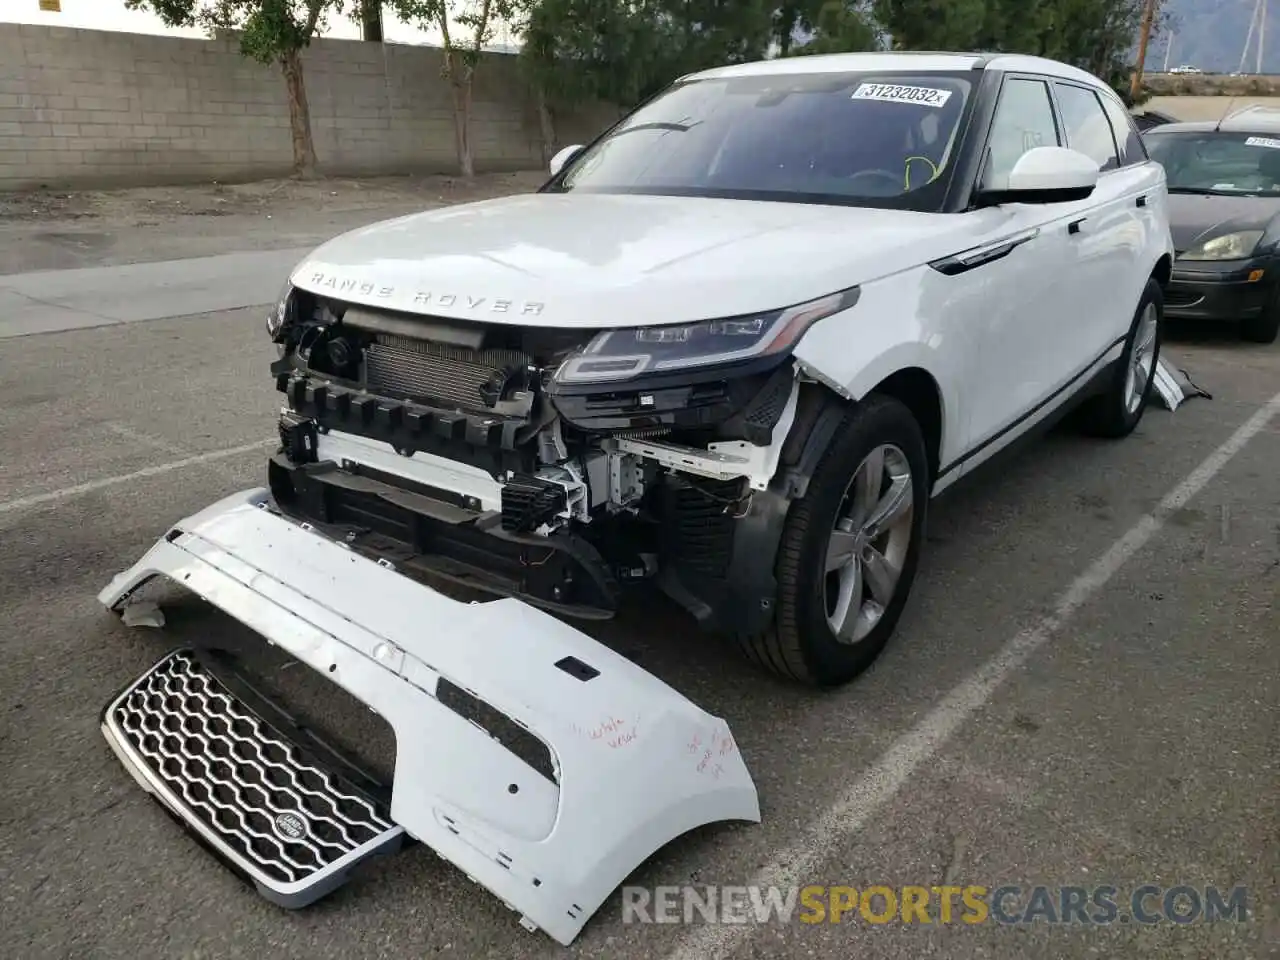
[1077, 278, 1163, 439]
[1241, 288, 1280, 343]
[735, 394, 930, 687]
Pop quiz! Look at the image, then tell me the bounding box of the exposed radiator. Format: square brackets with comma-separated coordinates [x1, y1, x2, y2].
[365, 334, 530, 412]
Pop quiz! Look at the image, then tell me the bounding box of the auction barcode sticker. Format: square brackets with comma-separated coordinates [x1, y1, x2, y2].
[1245, 136, 1280, 149]
[852, 83, 952, 107]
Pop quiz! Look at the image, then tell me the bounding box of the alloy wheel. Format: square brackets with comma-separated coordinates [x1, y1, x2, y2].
[823, 444, 914, 644]
[1125, 303, 1159, 415]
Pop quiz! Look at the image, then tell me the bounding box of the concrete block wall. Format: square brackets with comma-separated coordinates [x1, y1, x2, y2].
[0, 23, 619, 191]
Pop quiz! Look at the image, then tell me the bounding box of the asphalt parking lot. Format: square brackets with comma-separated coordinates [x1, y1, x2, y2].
[0, 187, 1276, 959]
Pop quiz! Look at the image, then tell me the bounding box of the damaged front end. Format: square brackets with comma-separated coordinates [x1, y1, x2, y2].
[95, 277, 858, 938]
[264, 281, 856, 636]
[98, 489, 759, 945]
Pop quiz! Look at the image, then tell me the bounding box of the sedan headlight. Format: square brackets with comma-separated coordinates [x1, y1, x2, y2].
[1179, 230, 1264, 261]
[553, 288, 860, 385]
[266, 282, 295, 342]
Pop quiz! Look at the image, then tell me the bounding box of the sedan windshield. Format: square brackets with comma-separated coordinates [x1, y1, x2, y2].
[1144, 130, 1280, 196]
[550, 71, 976, 211]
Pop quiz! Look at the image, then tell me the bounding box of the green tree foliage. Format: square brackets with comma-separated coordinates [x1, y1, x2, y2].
[124, 0, 346, 177]
[784, 2, 880, 56]
[1049, 0, 1170, 103]
[520, 0, 773, 114]
[521, 0, 1165, 118]
[358, 0, 384, 40]
[390, 0, 529, 177]
[871, 0, 1164, 103]
[871, 0, 989, 50]
[519, 0, 662, 109]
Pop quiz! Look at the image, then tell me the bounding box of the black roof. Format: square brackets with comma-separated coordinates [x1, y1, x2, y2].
[1132, 109, 1179, 131]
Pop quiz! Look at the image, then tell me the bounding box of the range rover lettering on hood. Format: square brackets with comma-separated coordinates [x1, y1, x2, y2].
[305, 271, 546, 316]
[288, 193, 984, 328]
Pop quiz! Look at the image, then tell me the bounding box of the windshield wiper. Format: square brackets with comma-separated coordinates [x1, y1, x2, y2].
[609, 120, 703, 138]
[1167, 186, 1234, 195]
[543, 119, 702, 193]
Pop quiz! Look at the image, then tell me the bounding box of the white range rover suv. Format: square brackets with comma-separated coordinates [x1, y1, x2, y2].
[266, 51, 1174, 688]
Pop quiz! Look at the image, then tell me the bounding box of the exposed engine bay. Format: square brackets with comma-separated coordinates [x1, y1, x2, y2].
[265, 284, 824, 635]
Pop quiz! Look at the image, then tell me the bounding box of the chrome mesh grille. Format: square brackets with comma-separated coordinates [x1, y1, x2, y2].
[365, 334, 529, 412]
[108, 650, 395, 886]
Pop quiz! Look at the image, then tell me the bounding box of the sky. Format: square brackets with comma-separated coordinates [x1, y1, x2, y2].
[1, 0, 520, 49]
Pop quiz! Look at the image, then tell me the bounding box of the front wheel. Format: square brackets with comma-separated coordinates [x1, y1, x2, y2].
[1077, 278, 1163, 439]
[735, 395, 930, 687]
[1241, 287, 1280, 343]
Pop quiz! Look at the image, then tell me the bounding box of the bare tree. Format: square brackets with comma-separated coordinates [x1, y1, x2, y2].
[125, 0, 346, 178]
[390, 0, 526, 176]
[359, 0, 384, 39]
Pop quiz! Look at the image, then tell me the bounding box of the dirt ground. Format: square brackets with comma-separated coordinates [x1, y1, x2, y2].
[1144, 94, 1280, 121]
[0, 171, 548, 274]
[1145, 72, 1280, 97]
[0, 171, 548, 224]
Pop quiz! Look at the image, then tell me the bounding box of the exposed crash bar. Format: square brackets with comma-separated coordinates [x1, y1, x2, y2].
[98, 488, 760, 945]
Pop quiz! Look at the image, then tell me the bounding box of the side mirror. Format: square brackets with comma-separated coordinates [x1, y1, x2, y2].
[549, 144, 584, 177]
[976, 146, 1099, 207]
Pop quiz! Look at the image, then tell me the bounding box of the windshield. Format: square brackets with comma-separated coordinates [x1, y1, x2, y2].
[549, 71, 976, 211]
[1144, 130, 1280, 196]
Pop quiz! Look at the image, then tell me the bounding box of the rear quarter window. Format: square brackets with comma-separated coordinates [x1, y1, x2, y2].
[1099, 94, 1148, 165]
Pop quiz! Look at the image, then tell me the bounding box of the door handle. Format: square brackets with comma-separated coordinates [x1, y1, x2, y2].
[1068, 217, 1086, 235]
[1136, 194, 1148, 207]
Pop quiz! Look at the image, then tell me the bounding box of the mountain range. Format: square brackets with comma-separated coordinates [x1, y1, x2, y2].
[1155, 0, 1280, 73]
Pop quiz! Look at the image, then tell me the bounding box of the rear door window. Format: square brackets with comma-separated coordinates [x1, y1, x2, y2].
[1054, 83, 1120, 171]
[1099, 94, 1148, 165]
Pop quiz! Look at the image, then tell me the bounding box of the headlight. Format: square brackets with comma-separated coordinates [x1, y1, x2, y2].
[1179, 231, 1264, 261]
[266, 282, 294, 341]
[553, 288, 860, 385]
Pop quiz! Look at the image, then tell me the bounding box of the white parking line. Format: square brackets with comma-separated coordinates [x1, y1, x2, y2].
[663, 390, 1280, 960]
[0, 440, 275, 516]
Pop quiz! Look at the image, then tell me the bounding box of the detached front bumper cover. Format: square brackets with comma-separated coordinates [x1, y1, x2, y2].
[98, 488, 760, 945]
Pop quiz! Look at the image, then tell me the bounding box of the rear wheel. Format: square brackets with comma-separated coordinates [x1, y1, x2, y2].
[735, 395, 929, 687]
[1078, 278, 1162, 438]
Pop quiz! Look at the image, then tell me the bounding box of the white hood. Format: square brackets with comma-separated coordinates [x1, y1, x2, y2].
[290, 192, 971, 328]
